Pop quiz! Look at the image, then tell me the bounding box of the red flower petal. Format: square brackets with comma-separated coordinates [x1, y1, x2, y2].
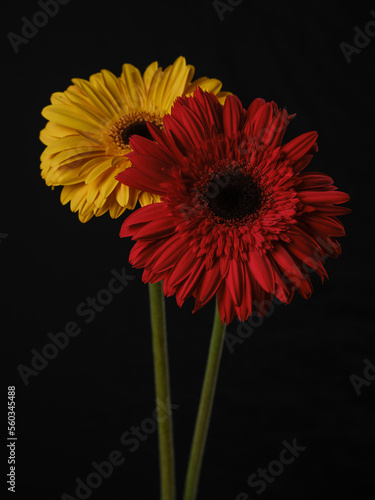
[148, 235, 189, 273]
[194, 262, 223, 310]
[297, 172, 334, 190]
[298, 190, 350, 205]
[167, 249, 199, 288]
[281, 131, 318, 160]
[223, 95, 245, 137]
[132, 216, 178, 240]
[227, 259, 245, 307]
[217, 281, 236, 324]
[246, 97, 266, 122]
[176, 258, 206, 305]
[293, 155, 313, 174]
[247, 250, 275, 293]
[251, 102, 274, 139]
[130, 239, 160, 268]
[262, 108, 292, 148]
[313, 205, 352, 216]
[120, 203, 167, 238]
[271, 243, 304, 279]
[116, 164, 167, 196]
[287, 228, 324, 262]
[303, 214, 346, 237]
[163, 114, 196, 153]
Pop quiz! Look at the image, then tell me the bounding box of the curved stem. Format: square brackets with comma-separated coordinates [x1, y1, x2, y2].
[148, 281, 176, 500]
[183, 301, 226, 500]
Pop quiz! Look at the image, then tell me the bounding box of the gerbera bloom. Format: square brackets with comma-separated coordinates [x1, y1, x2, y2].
[118, 89, 350, 324]
[39, 57, 230, 222]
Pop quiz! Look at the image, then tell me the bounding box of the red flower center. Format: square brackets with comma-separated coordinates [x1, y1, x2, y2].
[196, 167, 264, 224]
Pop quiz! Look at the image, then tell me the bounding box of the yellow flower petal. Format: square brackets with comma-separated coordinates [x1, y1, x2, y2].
[40, 128, 56, 146]
[72, 78, 115, 119]
[41, 135, 102, 161]
[63, 89, 106, 124]
[186, 77, 223, 96]
[60, 183, 87, 211]
[121, 63, 145, 108]
[79, 203, 95, 221]
[56, 165, 88, 184]
[50, 149, 105, 168]
[160, 57, 194, 110]
[60, 184, 78, 205]
[139, 191, 161, 207]
[99, 70, 126, 113]
[94, 194, 107, 209]
[127, 185, 141, 210]
[50, 91, 70, 105]
[143, 61, 159, 92]
[85, 175, 103, 205]
[109, 195, 126, 218]
[78, 156, 112, 176]
[85, 158, 114, 184]
[95, 199, 110, 217]
[145, 67, 163, 109]
[99, 170, 119, 198]
[42, 104, 101, 132]
[115, 182, 130, 207]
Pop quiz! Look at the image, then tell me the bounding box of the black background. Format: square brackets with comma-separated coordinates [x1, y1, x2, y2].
[2, 0, 375, 499]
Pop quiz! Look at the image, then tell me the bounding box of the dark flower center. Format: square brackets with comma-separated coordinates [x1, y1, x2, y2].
[121, 120, 155, 145]
[202, 170, 263, 221]
[108, 113, 163, 153]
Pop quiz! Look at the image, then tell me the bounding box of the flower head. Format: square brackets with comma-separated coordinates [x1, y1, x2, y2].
[40, 57, 230, 222]
[118, 89, 350, 324]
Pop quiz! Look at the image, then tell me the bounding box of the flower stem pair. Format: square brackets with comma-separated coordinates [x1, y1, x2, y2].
[148, 281, 226, 500]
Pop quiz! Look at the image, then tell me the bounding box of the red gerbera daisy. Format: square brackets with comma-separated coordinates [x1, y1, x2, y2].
[117, 88, 350, 324]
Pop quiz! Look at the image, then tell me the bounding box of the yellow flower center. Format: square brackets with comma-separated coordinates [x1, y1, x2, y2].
[106, 111, 163, 155]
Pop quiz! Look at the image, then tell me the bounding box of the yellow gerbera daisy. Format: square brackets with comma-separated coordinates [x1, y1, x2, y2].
[40, 56, 231, 222]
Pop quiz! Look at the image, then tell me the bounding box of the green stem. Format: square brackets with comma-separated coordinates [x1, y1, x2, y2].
[183, 300, 226, 500]
[148, 281, 176, 500]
